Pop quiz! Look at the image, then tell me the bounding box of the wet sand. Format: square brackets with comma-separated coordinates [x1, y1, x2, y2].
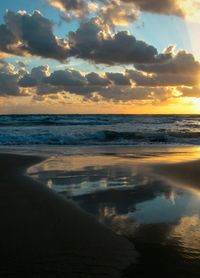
[155, 159, 200, 192]
[0, 153, 137, 277]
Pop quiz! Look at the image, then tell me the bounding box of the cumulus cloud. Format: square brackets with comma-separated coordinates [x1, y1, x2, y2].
[0, 61, 25, 96]
[121, 0, 184, 16]
[86, 83, 180, 103]
[48, 0, 90, 20]
[2, 9, 197, 70]
[47, 0, 138, 25]
[0, 48, 198, 103]
[0, 10, 159, 64]
[126, 50, 200, 87]
[133, 0, 200, 23]
[135, 50, 200, 74]
[17, 67, 105, 96]
[45, 69, 87, 86]
[100, 0, 138, 26]
[0, 10, 69, 60]
[112, 0, 200, 23]
[127, 68, 200, 87]
[106, 72, 131, 85]
[68, 18, 159, 65]
[47, 0, 200, 25]
[19, 65, 50, 87]
[86, 72, 110, 86]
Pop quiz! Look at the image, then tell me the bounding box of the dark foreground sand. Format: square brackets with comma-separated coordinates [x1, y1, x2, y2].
[0, 154, 137, 277]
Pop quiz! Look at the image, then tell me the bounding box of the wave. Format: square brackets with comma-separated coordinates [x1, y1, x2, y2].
[1, 129, 200, 145]
[1, 115, 200, 146]
[1, 114, 200, 127]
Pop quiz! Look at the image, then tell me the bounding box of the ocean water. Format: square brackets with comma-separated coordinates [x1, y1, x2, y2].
[1, 114, 200, 146]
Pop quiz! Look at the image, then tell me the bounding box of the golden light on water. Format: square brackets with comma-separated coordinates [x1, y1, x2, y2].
[170, 215, 200, 258]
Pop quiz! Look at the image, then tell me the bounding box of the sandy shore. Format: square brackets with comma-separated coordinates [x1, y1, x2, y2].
[0, 153, 137, 277]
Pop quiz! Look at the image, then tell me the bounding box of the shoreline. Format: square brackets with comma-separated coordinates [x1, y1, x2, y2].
[0, 153, 137, 277]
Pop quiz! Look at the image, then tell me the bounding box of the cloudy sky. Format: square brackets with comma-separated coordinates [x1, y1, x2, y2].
[1, 0, 200, 114]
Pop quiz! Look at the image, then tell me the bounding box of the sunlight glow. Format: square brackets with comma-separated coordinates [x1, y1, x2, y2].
[178, 0, 200, 23]
[191, 97, 200, 110]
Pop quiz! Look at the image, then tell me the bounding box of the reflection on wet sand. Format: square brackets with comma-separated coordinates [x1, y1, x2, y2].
[28, 146, 200, 278]
[170, 215, 200, 259]
[98, 206, 139, 236]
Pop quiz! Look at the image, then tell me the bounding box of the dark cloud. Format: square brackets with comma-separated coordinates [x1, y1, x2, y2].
[48, 0, 89, 20]
[45, 69, 87, 86]
[106, 72, 131, 85]
[16, 65, 178, 102]
[0, 10, 187, 68]
[5, 55, 200, 102]
[18, 66, 50, 87]
[127, 69, 200, 87]
[53, 0, 87, 11]
[135, 51, 200, 74]
[92, 85, 174, 102]
[86, 72, 110, 86]
[0, 73, 20, 96]
[122, 0, 184, 17]
[0, 10, 68, 60]
[19, 74, 38, 87]
[0, 63, 21, 96]
[0, 24, 17, 54]
[126, 50, 200, 87]
[18, 67, 108, 92]
[69, 18, 159, 65]
[40, 69, 114, 97]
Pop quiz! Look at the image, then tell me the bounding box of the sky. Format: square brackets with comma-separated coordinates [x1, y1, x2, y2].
[1, 0, 200, 114]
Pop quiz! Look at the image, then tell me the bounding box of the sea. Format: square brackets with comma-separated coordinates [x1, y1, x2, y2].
[0, 114, 200, 146]
[2, 114, 200, 277]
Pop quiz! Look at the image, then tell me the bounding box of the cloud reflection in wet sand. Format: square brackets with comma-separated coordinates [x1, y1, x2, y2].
[28, 148, 200, 277]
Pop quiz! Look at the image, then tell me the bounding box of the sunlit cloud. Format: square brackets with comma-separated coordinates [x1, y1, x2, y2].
[0, 10, 69, 60]
[100, 0, 139, 27]
[47, 0, 200, 24]
[177, 0, 200, 23]
[47, 0, 89, 20]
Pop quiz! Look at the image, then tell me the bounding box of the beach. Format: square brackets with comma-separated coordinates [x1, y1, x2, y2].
[0, 153, 137, 277]
[0, 0, 200, 273]
[1, 114, 200, 277]
[26, 145, 200, 278]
